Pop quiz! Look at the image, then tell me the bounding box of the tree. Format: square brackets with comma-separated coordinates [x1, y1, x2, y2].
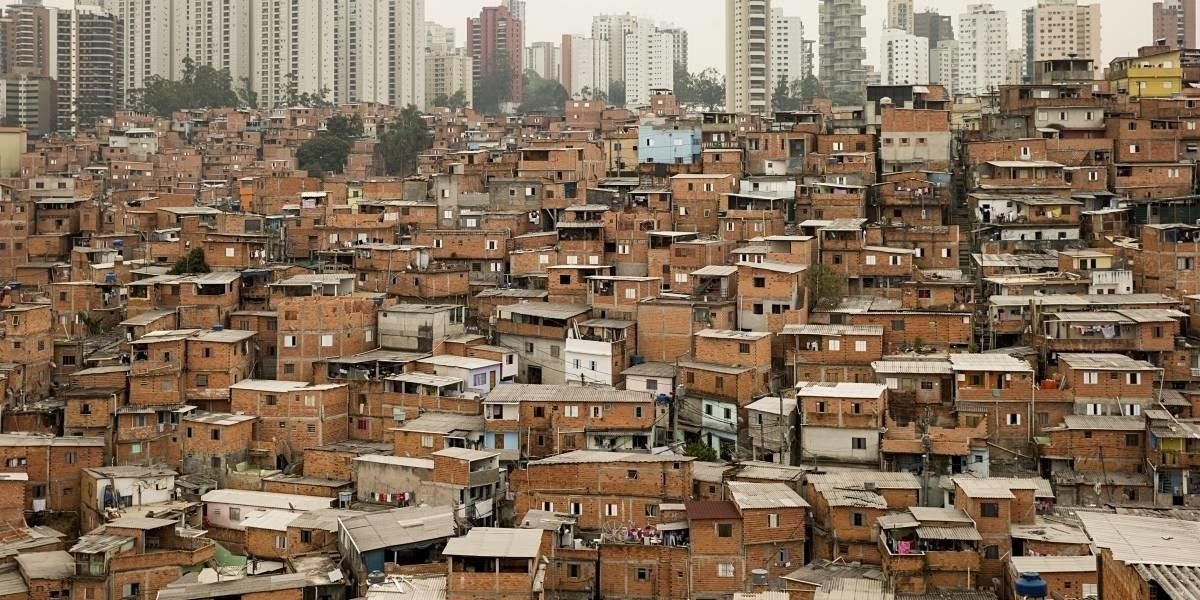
[807, 264, 848, 310]
[432, 90, 467, 111]
[831, 89, 865, 107]
[608, 80, 626, 107]
[474, 51, 515, 114]
[324, 114, 364, 140]
[773, 76, 805, 112]
[296, 134, 351, 178]
[519, 71, 570, 114]
[799, 74, 822, 104]
[672, 62, 694, 101]
[237, 76, 258, 109]
[684, 441, 718, 462]
[692, 68, 726, 110]
[168, 249, 210, 275]
[133, 58, 241, 116]
[376, 104, 432, 177]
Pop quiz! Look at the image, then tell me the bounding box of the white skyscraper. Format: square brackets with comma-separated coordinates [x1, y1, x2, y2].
[592, 13, 640, 85]
[425, 47, 472, 109]
[185, 0, 254, 87]
[931, 40, 960, 96]
[562, 34, 610, 98]
[888, 0, 914, 33]
[99, 0, 187, 95]
[1025, 0, 1102, 78]
[624, 18, 675, 108]
[958, 3, 1008, 96]
[770, 8, 804, 89]
[525, 42, 561, 82]
[426, 22, 455, 51]
[726, 0, 771, 115]
[880, 28, 928, 86]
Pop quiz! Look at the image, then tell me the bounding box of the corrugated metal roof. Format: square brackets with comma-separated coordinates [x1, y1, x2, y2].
[621, 362, 676, 378]
[417, 354, 500, 370]
[366, 575, 446, 600]
[696, 329, 771, 340]
[1062, 415, 1144, 431]
[201, 489, 333, 511]
[15, 551, 72, 580]
[340, 505, 456, 553]
[948, 353, 1033, 372]
[486, 384, 652, 404]
[691, 265, 739, 276]
[240, 509, 302, 532]
[354, 455, 435, 470]
[1079, 512, 1200, 567]
[1009, 555, 1096, 573]
[727, 481, 809, 509]
[531, 450, 691, 465]
[870, 360, 953, 375]
[916, 525, 982, 541]
[1134, 563, 1200, 598]
[797, 382, 887, 399]
[908, 507, 975, 524]
[498, 302, 590, 319]
[782, 324, 884, 336]
[394, 413, 483, 434]
[1058, 353, 1158, 370]
[442, 527, 541, 558]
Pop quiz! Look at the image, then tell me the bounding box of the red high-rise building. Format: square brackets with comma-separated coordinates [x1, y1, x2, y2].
[467, 5, 524, 107]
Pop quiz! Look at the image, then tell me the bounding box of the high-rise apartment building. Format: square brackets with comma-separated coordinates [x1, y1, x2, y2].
[99, 0, 187, 94]
[426, 22, 456, 51]
[726, 0, 771, 115]
[659, 26, 688, 70]
[592, 13, 639, 85]
[501, 0, 525, 49]
[468, 4, 524, 104]
[958, 3, 1008, 96]
[1023, 0, 1102, 78]
[525, 42, 560, 82]
[561, 34, 609, 99]
[930, 40, 959, 95]
[425, 47, 472, 109]
[57, 5, 123, 129]
[880, 28, 928, 86]
[819, 0, 867, 101]
[770, 8, 804, 88]
[184, 0, 253, 88]
[1006, 49, 1026, 84]
[624, 18, 674, 108]
[914, 10, 954, 47]
[1153, 0, 1196, 49]
[888, 0, 914, 34]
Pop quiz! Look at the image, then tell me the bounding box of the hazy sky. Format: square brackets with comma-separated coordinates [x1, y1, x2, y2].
[428, 0, 1154, 74]
[41, 0, 1158, 75]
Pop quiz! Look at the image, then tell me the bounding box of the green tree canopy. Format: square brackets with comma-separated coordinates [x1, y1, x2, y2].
[674, 65, 725, 110]
[376, 104, 433, 177]
[296, 134, 351, 178]
[608, 80, 626, 107]
[432, 89, 468, 111]
[134, 57, 241, 116]
[519, 71, 570, 114]
[799, 74, 822, 104]
[325, 115, 364, 140]
[168, 249, 211, 275]
[474, 51, 515, 114]
[807, 264, 848, 310]
[683, 441, 718, 462]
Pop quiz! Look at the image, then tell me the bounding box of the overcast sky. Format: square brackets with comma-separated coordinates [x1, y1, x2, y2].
[42, 0, 1157, 75]
[429, 0, 1154, 74]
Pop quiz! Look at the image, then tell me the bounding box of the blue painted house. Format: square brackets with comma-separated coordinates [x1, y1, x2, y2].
[638, 117, 702, 165]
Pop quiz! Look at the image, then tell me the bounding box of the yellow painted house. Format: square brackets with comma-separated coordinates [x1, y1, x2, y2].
[1109, 48, 1184, 99]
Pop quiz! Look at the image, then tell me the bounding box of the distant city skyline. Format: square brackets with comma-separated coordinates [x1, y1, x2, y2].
[34, 0, 1160, 79]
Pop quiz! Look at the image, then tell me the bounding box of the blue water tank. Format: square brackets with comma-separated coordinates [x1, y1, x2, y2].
[1014, 572, 1048, 599]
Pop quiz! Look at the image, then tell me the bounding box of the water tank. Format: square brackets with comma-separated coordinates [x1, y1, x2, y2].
[631, 355, 645, 366]
[366, 571, 387, 585]
[1014, 572, 1048, 599]
[211, 325, 223, 331]
[338, 490, 353, 508]
[750, 569, 769, 586]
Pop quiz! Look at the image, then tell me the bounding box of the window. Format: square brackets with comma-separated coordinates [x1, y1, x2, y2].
[564, 405, 579, 417]
[283, 335, 296, 348]
[605, 503, 619, 517]
[195, 374, 208, 388]
[1124, 404, 1142, 416]
[865, 255, 877, 266]
[984, 545, 1000, 559]
[636, 567, 650, 581]
[265, 395, 278, 406]
[569, 502, 582, 515]
[210, 429, 221, 441]
[276, 535, 288, 550]
[851, 437, 866, 450]
[855, 340, 867, 352]
[1007, 413, 1021, 426]
[300, 530, 313, 544]
[645, 504, 659, 517]
[635, 406, 644, 419]
[828, 339, 841, 351]
[541, 501, 554, 512]
[473, 373, 488, 387]
[981, 503, 1000, 518]
[753, 277, 765, 288]
[627, 469, 639, 480]
[421, 434, 434, 448]
[1083, 371, 1098, 384]
[568, 563, 581, 579]
[717, 563, 734, 578]
[1127, 372, 1142, 385]
[228, 508, 240, 521]
[592, 406, 602, 418]
[1086, 403, 1103, 416]
[1126, 433, 1140, 447]
[852, 512, 865, 527]
[716, 523, 733, 537]
[891, 320, 904, 331]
